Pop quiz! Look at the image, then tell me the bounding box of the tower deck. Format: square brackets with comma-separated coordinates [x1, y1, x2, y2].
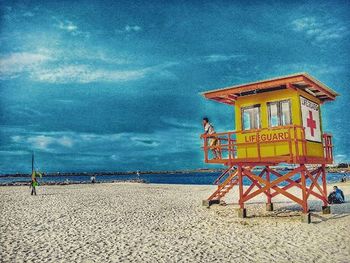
[202, 124, 333, 165]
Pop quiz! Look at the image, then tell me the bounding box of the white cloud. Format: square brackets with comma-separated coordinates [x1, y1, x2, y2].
[0, 150, 29, 156]
[31, 61, 178, 84]
[291, 17, 348, 42]
[0, 48, 177, 83]
[74, 50, 131, 64]
[58, 20, 78, 32]
[125, 25, 142, 32]
[0, 48, 132, 80]
[23, 11, 35, 17]
[160, 117, 198, 129]
[12, 135, 22, 143]
[203, 54, 245, 63]
[272, 62, 344, 77]
[0, 52, 51, 77]
[10, 128, 199, 155]
[292, 17, 317, 32]
[33, 65, 149, 83]
[110, 154, 119, 161]
[115, 25, 142, 34]
[55, 19, 90, 37]
[335, 154, 347, 163]
[21, 135, 74, 150]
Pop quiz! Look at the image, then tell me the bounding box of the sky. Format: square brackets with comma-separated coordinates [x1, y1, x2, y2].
[0, 0, 349, 173]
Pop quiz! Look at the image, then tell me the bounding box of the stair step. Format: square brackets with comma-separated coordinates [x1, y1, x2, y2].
[208, 169, 238, 201]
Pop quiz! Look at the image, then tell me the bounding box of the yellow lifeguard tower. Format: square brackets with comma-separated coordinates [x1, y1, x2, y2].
[201, 73, 338, 222]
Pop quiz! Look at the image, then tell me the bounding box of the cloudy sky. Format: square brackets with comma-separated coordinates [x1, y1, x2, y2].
[0, 0, 349, 173]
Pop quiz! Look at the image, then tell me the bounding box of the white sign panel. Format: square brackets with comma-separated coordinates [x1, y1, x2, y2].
[300, 96, 321, 142]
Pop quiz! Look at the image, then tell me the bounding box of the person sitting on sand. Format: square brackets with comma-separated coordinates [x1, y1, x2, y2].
[328, 186, 345, 204]
[30, 178, 38, 196]
[200, 117, 220, 159]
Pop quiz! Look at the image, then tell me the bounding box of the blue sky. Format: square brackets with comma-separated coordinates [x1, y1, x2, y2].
[0, 0, 349, 173]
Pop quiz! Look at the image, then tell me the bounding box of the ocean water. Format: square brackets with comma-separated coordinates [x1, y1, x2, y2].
[0, 172, 347, 186]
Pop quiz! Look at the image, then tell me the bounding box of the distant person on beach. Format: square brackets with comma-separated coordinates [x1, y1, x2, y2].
[30, 178, 38, 196]
[341, 174, 347, 183]
[200, 117, 220, 159]
[91, 176, 96, 184]
[328, 186, 345, 204]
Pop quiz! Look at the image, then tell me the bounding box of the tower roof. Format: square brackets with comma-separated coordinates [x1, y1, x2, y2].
[202, 73, 339, 105]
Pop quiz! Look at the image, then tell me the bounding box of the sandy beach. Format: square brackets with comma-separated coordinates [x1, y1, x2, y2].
[1, 182, 349, 263]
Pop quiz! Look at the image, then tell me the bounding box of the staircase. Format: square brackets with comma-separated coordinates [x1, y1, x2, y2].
[202, 167, 238, 207]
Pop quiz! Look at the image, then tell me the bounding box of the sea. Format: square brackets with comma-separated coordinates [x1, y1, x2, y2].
[0, 172, 347, 186]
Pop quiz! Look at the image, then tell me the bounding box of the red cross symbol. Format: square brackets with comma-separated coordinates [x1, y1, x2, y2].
[306, 110, 317, 137]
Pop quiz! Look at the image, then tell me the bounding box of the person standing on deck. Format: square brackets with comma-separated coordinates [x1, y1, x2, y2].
[201, 117, 220, 159]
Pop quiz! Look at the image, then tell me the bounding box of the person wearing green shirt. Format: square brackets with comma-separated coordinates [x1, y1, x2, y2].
[30, 178, 38, 196]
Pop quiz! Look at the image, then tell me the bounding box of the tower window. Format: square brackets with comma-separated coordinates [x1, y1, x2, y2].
[268, 100, 292, 127]
[242, 104, 261, 130]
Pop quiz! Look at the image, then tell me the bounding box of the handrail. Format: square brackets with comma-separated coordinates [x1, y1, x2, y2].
[202, 124, 305, 138]
[213, 165, 236, 185]
[201, 124, 333, 164]
[207, 169, 239, 201]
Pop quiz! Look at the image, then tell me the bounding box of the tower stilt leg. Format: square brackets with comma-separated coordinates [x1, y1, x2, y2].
[321, 164, 331, 214]
[301, 165, 310, 223]
[265, 166, 273, 211]
[237, 165, 246, 218]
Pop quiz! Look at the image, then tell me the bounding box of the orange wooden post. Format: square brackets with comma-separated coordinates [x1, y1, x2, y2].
[266, 166, 273, 211]
[300, 165, 308, 213]
[300, 165, 311, 223]
[238, 165, 244, 208]
[237, 165, 246, 218]
[204, 137, 208, 162]
[321, 165, 327, 205]
[321, 164, 331, 214]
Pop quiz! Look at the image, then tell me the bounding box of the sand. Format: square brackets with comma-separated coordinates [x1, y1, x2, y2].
[0, 182, 349, 263]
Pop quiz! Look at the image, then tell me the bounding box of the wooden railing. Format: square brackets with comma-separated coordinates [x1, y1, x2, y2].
[202, 125, 333, 165]
[323, 134, 333, 163]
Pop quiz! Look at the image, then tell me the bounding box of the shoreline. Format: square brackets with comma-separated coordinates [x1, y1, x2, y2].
[0, 179, 147, 187]
[0, 169, 222, 178]
[1, 167, 349, 178]
[1, 178, 349, 188]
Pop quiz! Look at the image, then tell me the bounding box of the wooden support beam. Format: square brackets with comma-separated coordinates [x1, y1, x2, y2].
[242, 168, 304, 205]
[204, 76, 305, 99]
[302, 76, 336, 100]
[266, 166, 272, 204]
[286, 83, 297, 91]
[300, 165, 308, 213]
[305, 168, 324, 198]
[243, 168, 266, 198]
[241, 166, 303, 202]
[238, 165, 244, 209]
[321, 165, 328, 206]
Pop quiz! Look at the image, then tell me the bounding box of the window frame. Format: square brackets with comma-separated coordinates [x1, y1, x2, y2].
[241, 104, 261, 131]
[267, 99, 292, 127]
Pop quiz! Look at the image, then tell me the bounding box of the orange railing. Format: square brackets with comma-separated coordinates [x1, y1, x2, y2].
[323, 133, 333, 162]
[202, 125, 333, 165]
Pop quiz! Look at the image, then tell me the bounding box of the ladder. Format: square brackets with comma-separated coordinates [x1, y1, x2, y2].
[203, 167, 238, 206]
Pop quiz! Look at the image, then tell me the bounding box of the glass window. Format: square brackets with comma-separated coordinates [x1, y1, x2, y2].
[281, 101, 291, 125]
[269, 102, 279, 127]
[242, 105, 261, 130]
[268, 100, 292, 127]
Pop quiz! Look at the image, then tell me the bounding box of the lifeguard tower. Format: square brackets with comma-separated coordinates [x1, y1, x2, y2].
[201, 73, 338, 222]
